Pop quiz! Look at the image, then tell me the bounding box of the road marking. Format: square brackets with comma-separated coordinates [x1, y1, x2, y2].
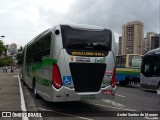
[145, 117, 159, 120]
[13, 75, 19, 77]
[88, 103, 136, 111]
[17, 72, 29, 120]
[116, 94, 126, 97]
[38, 108, 94, 120]
[102, 99, 125, 107]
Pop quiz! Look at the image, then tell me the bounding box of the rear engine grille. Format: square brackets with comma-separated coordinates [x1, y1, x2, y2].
[69, 63, 106, 92]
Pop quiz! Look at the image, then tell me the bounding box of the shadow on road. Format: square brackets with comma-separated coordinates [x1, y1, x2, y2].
[142, 89, 157, 93]
[116, 84, 141, 89]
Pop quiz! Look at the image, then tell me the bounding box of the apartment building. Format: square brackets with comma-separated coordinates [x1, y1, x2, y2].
[151, 34, 160, 50]
[146, 32, 156, 51]
[122, 20, 144, 55]
[118, 36, 122, 55]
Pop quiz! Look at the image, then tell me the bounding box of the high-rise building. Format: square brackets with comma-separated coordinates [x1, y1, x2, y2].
[146, 32, 156, 52]
[115, 42, 118, 55]
[143, 38, 147, 54]
[151, 34, 160, 50]
[118, 36, 122, 55]
[122, 20, 144, 55]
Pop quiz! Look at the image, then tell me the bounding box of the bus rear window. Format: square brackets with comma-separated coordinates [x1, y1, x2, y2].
[60, 25, 112, 51]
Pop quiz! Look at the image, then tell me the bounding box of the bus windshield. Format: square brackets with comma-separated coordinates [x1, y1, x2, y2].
[129, 55, 142, 67]
[116, 55, 126, 68]
[60, 25, 112, 51]
[141, 55, 160, 77]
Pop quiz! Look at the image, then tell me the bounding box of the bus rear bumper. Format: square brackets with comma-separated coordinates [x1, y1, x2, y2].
[51, 85, 116, 102]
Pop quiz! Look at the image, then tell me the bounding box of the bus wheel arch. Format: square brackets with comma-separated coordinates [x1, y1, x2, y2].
[158, 82, 160, 89]
[32, 77, 39, 99]
[22, 79, 26, 86]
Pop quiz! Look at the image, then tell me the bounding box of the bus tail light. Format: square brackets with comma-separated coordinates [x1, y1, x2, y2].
[52, 64, 62, 89]
[111, 67, 116, 88]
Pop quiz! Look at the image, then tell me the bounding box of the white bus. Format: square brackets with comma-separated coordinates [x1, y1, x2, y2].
[140, 48, 160, 90]
[22, 24, 116, 102]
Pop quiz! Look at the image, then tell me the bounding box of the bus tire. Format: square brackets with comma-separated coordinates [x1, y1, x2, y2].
[119, 81, 126, 86]
[158, 82, 160, 90]
[22, 80, 26, 86]
[33, 80, 39, 99]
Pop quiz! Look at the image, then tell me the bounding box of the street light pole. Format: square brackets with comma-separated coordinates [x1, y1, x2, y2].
[1, 35, 5, 43]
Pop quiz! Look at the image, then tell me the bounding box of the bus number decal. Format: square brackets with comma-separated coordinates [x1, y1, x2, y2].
[71, 51, 105, 56]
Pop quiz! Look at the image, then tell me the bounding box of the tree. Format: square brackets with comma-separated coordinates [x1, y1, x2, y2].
[0, 56, 13, 67]
[0, 40, 6, 56]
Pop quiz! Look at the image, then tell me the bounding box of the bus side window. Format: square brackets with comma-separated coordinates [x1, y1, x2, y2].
[43, 35, 51, 57]
[154, 62, 160, 76]
[142, 63, 153, 77]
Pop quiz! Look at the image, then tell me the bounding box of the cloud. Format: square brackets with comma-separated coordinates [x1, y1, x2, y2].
[0, 0, 74, 46]
[0, 0, 159, 45]
[67, 0, 160, 41]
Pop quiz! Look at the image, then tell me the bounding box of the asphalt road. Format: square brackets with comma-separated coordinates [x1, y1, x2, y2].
[22, 83, 160, 120]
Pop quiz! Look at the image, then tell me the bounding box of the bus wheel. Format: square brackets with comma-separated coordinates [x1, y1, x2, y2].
[119, 81, 126, 86]
[33, 80, 39, 99]
[22, 80, 26, 86]
[158, 82, 160, 90]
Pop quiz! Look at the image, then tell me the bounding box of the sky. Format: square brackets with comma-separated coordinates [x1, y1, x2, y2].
[0, 0, 159, 47]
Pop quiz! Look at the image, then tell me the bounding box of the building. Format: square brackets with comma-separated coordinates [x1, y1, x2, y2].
[10, 43, 17, 50]
[151, 34, 160, 50]
[115, 42, 118, 55]
[144, 32, 160, 52]
[5, 45, 11, 56]
[146, 32, 156, 52]
[4, 43, 18, 57]
[143, 38, 147, 54]
[118, 36, 122, 55]
[10, 43, 17, 56]
[122, 20, 144, 55]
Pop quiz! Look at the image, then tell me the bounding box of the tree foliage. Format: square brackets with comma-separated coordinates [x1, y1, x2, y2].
[0, 56, 14, 67]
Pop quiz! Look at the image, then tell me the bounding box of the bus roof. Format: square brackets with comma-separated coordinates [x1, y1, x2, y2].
[27, 28, 50, 46]
[144, 47, 160, 57]
[66, 24, 104, 31]
[27, 24, 110, 46]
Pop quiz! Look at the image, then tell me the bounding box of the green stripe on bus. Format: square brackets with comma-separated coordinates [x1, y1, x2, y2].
[37, 78, 52, 87]
[32, 58, 57, 71]
[26, 58, 56, 87]
[116, 71, 140, 74]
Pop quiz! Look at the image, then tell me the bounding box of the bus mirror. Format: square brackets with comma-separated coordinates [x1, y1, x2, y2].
[55, 30, 60, 35]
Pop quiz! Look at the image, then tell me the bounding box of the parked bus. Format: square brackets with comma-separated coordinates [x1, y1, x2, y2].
[22, 24, 116, 102]
[140, 48, 160, 90]
[116, 54, 142, 85]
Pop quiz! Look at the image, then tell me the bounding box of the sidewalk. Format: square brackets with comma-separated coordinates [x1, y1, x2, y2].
[0, 67, 21, 111]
